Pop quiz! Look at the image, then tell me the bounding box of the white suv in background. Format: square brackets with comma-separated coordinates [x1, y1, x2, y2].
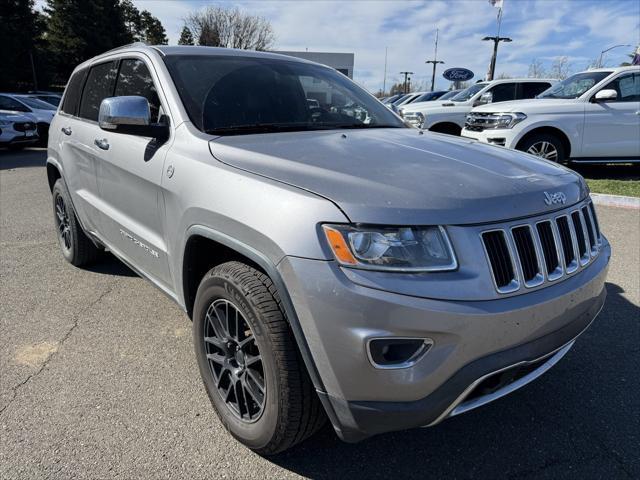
[462, 67, 640, 164]
[402, 78, 555, 135]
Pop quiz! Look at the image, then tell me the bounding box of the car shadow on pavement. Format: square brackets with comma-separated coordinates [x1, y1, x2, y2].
[84, 253, 138, 278]
[0, 148, 47, 170]
[268, 281, 639, 479]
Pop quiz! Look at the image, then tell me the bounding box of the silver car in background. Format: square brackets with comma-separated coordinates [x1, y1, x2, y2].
[46, 44, 609, 454]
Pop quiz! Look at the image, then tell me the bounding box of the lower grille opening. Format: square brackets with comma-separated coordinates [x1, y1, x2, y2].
[512, 226, 539, 283]
[463, 356, 549, 403]
[482, 231, 515, 289]
[556, 216, 575, 269]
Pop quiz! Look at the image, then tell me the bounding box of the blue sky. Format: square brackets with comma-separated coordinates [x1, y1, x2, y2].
[61, 0, 640, 91]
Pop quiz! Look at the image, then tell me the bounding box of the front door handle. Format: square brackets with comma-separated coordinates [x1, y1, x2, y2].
[94, 138, 109, 151]
[61, 127, 72, 136]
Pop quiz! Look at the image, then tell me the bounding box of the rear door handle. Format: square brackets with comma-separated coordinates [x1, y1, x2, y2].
[61, 127, 72, 136]
[94, 138, 109, 150]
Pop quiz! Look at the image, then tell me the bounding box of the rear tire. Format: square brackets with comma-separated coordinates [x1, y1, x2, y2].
[193, 261, 326, 455]
[51, 179, 100, 266]
[518, 133, 566, 163]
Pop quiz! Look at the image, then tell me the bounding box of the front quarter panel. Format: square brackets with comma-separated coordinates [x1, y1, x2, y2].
[163, 123, 349, 306]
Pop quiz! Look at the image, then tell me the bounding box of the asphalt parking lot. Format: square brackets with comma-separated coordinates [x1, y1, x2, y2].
[1, 149, 638, 479]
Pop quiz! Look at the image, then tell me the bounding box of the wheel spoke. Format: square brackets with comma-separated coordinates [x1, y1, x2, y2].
[245, 353, 261, 367]
[238, 335, 255, 349]
[204, 336, 225, 349]
[234, 379, 247, 416]
[246, 368, 265, 393]
[206, 309, 227, 340]
[242, 375, 264, 406]
[206, 352, 225, 366]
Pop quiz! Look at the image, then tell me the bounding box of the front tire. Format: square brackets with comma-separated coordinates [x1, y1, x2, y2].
[518, 133, 566, 163]
[193, 261, 325, 455]
[51, 179, 100, 266]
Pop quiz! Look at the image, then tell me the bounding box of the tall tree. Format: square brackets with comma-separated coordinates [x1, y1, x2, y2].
[0, 0, 45, 91]
[121, 0, 143, 41]
[186, 6, 275, 50]
[45, 0, 130, 84]
[528, 59, 546, 78]
[140, 10, 167, 44]
[178, 26, 194, 45]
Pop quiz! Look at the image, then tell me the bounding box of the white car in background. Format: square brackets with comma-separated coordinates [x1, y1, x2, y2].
[462, 67, 640, 164]
[0, 111, 39, 149]
[0, 94, 57, 144]
[402, 78, 555, 135]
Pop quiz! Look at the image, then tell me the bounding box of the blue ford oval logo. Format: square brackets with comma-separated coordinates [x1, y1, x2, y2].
[442, 68, 474, 81]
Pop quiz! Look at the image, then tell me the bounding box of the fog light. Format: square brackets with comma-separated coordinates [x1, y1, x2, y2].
[367, 338, 432, 369]
[487, 138, 506, 146]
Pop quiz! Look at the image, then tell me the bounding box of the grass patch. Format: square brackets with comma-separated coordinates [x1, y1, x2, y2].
[586, 179, 640, 197]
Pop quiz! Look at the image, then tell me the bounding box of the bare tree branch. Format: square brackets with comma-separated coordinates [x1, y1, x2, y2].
[185, 6, 275, 51]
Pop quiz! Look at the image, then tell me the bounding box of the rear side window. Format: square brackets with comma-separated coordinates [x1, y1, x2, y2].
[520, 82, 551, 99]
[61, 69, 87, 116]
[603, 73, 640, 102]
[114, 59, 162, 122]
[79, 61, 118, 121]
[488, 83, 517, 103]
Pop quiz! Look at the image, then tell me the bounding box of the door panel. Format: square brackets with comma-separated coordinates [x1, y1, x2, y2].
[582, 72, 640, 158]
[93, 57, 173, 287]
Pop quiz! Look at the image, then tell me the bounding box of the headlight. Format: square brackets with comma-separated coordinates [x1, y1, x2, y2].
[323, 224, 457, 272]
[466, 112, 526, 129]
[416, 112, 425, 128]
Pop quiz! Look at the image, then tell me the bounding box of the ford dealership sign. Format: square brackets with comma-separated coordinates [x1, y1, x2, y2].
[442, 68, 474, 81]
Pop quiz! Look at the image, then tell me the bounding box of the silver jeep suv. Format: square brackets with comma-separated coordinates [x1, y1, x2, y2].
[47, 45, 610, 454]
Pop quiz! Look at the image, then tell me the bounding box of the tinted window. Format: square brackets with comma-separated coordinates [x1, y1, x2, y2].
[602, 73, 640, 102]
[79, 61, 118, 121]
[520, 82, 551, 99]
[61, 69, 87, 115]
[538, 71, 612, 99]
[0, 95, 29, 112]
[488, 83, 517, 103]
[114, 59, 162, 122]
[18, 96, 56, 110]
[163, 55, 404, 134]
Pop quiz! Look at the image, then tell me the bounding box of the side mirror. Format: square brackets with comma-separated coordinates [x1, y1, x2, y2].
[474, 91, 493, 106]
[99, 96, 168, 138]
[593, 89, 617, 102]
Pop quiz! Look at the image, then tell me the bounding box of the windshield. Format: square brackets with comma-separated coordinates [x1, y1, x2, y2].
[451, 83, 487, 102]
[538, 71, 612, 99]
[164, 55, 405, 135]
[412, 91, 444, 103]
[37, 95, 61, 107]
[17, 96, 56, 110]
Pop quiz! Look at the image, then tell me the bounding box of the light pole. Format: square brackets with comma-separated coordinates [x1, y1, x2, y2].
[483, 36, 512, 81]
[400, 71, 414, 94]
[425, 28, 444, 91]
[597, 44, 632, 68]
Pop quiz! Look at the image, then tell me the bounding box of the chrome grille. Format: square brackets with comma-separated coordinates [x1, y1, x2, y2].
[481, 200, 602, 294]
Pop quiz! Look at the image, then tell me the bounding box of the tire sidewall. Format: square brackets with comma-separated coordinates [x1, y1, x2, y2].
[193, 273, 280, 449]
[52, 180, 76, 263]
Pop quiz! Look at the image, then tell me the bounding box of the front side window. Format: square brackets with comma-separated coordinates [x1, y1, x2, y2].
[114, 59, 162, 122]
[601, 73, 640, 102]
[488, 83, 517, 103]
[520, 82, 551, 99]
[79, 61, 118, 121]
[0, 95, 29, 112]
[163, 55, 405, 135]
[538, 71, 612, 99]
[451, 83, 487, 102]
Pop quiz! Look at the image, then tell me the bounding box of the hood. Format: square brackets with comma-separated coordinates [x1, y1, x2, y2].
[209, 128, 586, 225]
[0, 110, 36, 122]
[472, 98, 580, 113]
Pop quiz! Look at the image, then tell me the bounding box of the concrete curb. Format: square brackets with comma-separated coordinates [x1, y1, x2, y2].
[591, 193, 640, 209]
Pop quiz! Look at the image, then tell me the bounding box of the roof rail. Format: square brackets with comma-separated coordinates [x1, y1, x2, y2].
[101, 42, 148, 55]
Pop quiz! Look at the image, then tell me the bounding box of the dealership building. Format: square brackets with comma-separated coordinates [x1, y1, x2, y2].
[276, 51, 355, 78]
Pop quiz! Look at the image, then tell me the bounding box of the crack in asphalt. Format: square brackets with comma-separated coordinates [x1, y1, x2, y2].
[0, 280, 118, 418]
